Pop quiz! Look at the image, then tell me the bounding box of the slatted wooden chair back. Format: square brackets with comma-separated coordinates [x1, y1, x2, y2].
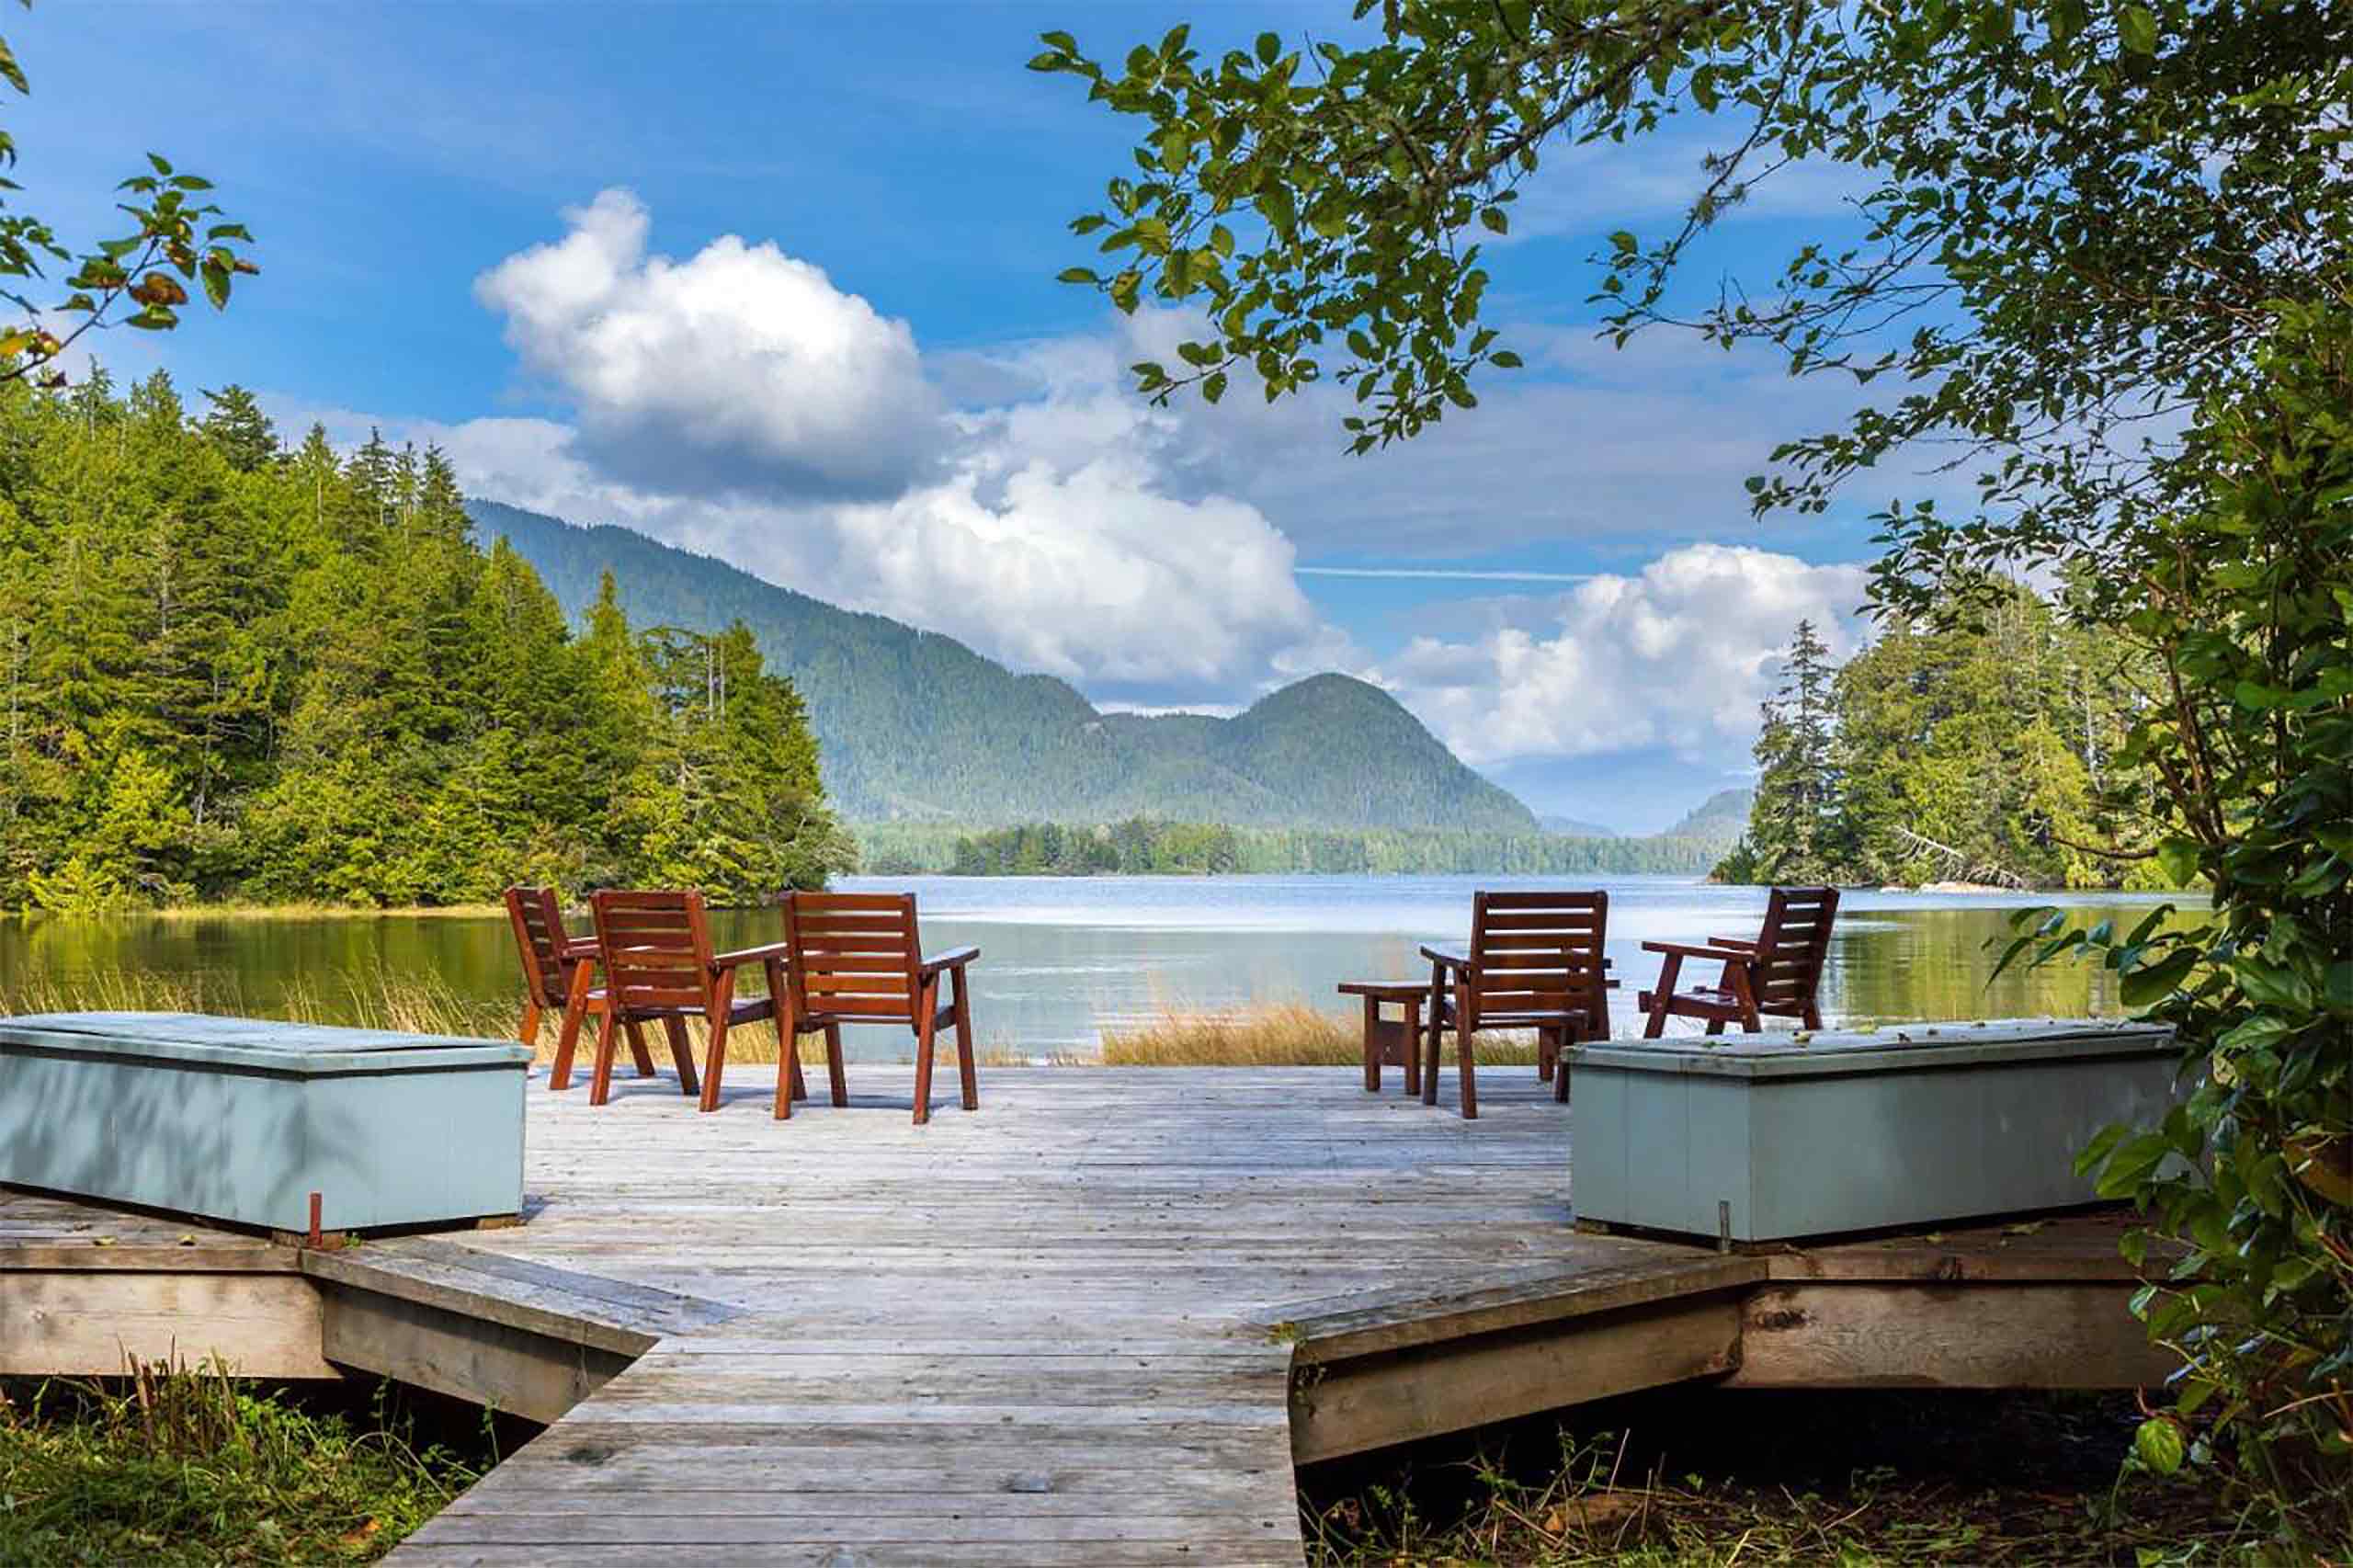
[505, 885, 574, 1008]
[1463, 890, 1609, 1035]
[1751, 885, 1840, 1019]
[783, 892, 924, 1026]
[590, 890, 718, 1017]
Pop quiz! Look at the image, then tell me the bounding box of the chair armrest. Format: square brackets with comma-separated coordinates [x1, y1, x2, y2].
[712, 941, 791, 971]
[1418, 944, 1472, 972]
[1642, 940, 1756, 963]
[919, 946, 981, 978]
[558, 937, 601, 960]
[1708, 936, 1759, 950]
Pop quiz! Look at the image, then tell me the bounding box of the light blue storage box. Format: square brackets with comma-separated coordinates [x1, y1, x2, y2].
[0, 1011, 529, 1233]
[1569, 1018, 2179, 1244]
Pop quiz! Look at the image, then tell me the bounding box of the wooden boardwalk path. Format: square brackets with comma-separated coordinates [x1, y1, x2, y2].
[390, 1064, 1649, 1565]
[3, 1063, 2166, 1566]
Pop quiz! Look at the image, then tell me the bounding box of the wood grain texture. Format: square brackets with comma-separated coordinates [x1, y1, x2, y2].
[10, 1064, 2162, 1567]
[1727, 1280, 2179, 1390]
[0, 1269, 335, 1378]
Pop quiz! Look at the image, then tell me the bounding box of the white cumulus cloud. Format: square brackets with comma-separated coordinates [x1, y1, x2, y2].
[1371, 544, 1869, 767]
[438, 192, 1339, 705]
[473, 187, 940, 499]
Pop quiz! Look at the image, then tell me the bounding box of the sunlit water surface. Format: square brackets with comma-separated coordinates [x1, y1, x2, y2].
[0, 875, 2173, 1058]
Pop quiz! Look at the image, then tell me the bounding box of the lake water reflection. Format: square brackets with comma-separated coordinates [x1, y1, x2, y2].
[0, 875, 2171, 1058]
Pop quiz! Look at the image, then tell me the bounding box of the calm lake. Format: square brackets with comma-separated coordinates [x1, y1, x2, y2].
[0, 875, 2171, 1058]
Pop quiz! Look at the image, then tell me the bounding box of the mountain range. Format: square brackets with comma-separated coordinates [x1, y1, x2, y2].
[472, 501, 1543, 833]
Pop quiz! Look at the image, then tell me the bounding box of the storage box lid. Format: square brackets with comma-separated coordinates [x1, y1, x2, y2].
[1570, 1017, 2176, 1079]
[0, 1011, 532, 1074]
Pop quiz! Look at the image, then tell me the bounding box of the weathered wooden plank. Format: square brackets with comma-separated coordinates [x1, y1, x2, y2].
[395, 1546, 1301, 1566]
[1289, 1295, 1744, 1462]
[1725, 1281, 2179, 1390]
[0, 1243, 297, 1272]
[406, 1514, 1297, 1545]
[0, 1268, 335, 1378]
[1276, 1254, 1766, 1364]
[318, 1281, 633, 1425]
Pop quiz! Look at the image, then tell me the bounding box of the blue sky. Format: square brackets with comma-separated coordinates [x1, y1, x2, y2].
[15, 2, 1918, 831]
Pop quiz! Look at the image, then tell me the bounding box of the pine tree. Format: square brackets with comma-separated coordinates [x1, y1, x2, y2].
[1742, 619, 1840, 882]
[198, 385, 278, 472]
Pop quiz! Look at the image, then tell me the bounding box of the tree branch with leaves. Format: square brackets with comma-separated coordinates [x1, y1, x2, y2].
[0, 2, 256, 387]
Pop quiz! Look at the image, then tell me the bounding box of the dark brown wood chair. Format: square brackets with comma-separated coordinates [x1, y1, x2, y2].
[1420, 890, 1614, 1119]
[1640, 885, 1840, 1038]
[777, 891, 979, 1125]
[586, 889, 804, 1113]
[504, 885, 639, 1092]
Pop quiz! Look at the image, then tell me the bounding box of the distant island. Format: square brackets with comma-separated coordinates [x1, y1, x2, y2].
[860, 817, 1740, 878]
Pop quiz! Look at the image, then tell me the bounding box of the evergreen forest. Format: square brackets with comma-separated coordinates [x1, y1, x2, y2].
[0, 371, 852, 910]
[866, 818, 1732, 877]
[1721, 588, 2175, 891]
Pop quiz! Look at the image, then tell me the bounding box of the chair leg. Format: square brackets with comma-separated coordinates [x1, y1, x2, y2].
[1645, 953, 1683, 1039]
[1802, 1002, 1824, 1030]
[623, 1019, 656, 1078]
[1705, 1017, 1727, 1036]
[953, 971, 978, 1112]
[765, 957, 809, 1105]
[662, 1016, 700, 1098]
[1422, 964, 1445, 1108]
[1360, 995, 1381, 1093]
[517, 1000, 541, 1051]
[809, 1024, 837, 1106]
[912, 982, 938, 1126]
[588, 1007, 621, 1107]
[549, 964, 596, 1091]
[780, 1021, 809, 1116]
[1455, 980, 1478, 1120]
[1402, 997, 1422, 1099]
[699, 974, 733, 1114]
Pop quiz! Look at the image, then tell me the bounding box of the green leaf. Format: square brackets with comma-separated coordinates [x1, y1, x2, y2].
[1255, 31, 1279, 65]
[1488, 349, 1524, 369]
[2216, 1014, 2294, 1053]
[1055, 267, 1099, 285]
[2155, 838, 2200, 887]
[2119, 6, 2158, 54]
[2131, 1417, 2184, 1475]
[2120, 948, 2199, 1006]
[1201, 370, 1228, 403]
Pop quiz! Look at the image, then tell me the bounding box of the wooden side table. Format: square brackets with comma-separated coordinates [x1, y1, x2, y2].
[1336, 981, 1427, 1096]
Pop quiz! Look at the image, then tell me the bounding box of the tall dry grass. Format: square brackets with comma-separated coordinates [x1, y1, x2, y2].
[0, 967, 516, 1041]
[1098, 1000, 1541, 1067]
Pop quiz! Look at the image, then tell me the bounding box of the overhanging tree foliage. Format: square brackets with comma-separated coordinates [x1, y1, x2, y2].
[0, 3, 256, 386]
[1042, 0, 2350, 1538]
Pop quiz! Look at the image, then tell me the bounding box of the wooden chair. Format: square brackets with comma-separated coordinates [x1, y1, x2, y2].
[504, 885, 639, 1092]
[586, 889, 804, 1113]
[1419, 890, 1614, 1119]
[778, 891, 980, 1125]
[1640, 885, 1840, 1038]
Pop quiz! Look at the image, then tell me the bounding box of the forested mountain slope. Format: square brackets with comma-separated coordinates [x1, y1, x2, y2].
[472, 501, 1540, 832]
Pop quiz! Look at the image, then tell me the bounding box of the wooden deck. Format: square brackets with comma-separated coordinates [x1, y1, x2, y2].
[2, 1063, 2169, 1566]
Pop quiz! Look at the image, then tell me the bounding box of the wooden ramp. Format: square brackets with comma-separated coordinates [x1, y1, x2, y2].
[2, 1065, 2169, 1566]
